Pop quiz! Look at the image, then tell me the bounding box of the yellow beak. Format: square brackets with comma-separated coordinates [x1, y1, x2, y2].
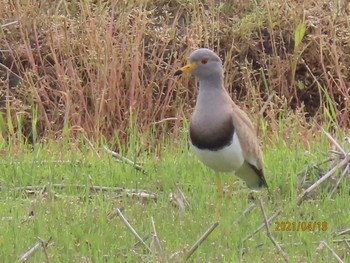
[174, 62, 196, 76]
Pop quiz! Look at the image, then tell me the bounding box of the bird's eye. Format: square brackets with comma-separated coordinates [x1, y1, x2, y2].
[201, 58, 208, 64]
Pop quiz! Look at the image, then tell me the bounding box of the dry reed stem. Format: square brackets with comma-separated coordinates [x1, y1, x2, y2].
[130, 234, 151, 250]
[298, 153, 350, 205]
[332, 228, 350, 237]
[318, 241, 344, 263]
[297, 157, 334, 187]
[174, 182, 191, 209]
[329, 150, 345, 157]
[297, 157, 334, 175]
[1, 20, 18, 27]
[83, 135, 100, 158]
[255, 239, 350, 249]
[150, 216, 164, 261]
[37, 237, 52, 263]
[19, 237, 52, 263]
[321, 128, 346, 155]
[257, 199, 289, 262]
[242, 208, 282, 243]
[19, 242, 41, 262]
[332, 239, 350, 244]
[10, 184, 157, 201]
[113, 208, 152, 254]
[344, 240, 350, 249]
[169, 193, 186, 215]
[103, 145, 146, 174]
[185, 222, 219, 260]
[329, 163, 349, 197]
[1, 1, 350, 145]
[87, 175, 98, 194]
[30, 160, 82, 165]
[114, 234, 152, 259]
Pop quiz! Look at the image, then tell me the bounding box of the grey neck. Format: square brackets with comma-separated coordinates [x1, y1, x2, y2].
[198, 73, 224, 89]
[194, 78, 230, 119]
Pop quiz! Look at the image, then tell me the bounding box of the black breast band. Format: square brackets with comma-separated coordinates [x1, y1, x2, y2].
[189, 117, 235, 151]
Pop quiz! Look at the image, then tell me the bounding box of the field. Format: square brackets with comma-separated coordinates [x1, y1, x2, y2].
[0, 133, 349, 262]
[1, 0, 350, 262]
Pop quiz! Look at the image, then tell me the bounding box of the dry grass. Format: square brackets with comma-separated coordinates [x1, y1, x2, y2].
[0, 0, 349, 147]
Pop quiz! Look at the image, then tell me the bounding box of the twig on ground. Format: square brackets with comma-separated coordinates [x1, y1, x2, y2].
[174, 182, 191, 209]
[19, 237, 53, 262]
[329, 163, 350, 197]
[332, 239, 350, 244]
[87, 175, 98, 194]
[37, 237, 53, 263]
[297, 157, 334, 176]
[298, 153, 350, 205]
[329, 150, 346, 157]
[321, 128, 346, 155]
[19, 242, 41, 262]
[257, 200, 289, 262]
[40, 185, 47, 196]
[344, 240, 350, 249]
[107, 206, 124, 221]
[170, 247, 188, 261]
[10, 184, 157, 201]
[242, 208, 282, 242]
[185, 222, 219, 260]
[131, 234, 151, 250]
[233, 201, 257, 225]
[115, 234, 151, 258]
[83, 135, 100, 158]
[238, 246, 244, 263]
[169, 193, 186, 215]
[20, 184, 125, 192]
[103, 145, 146, 174]
[150, 216, 164, 261]
[297, 157, 334, 187]
[36, 160, 81, 165]
[332, 228, 350, 237]
[112, 208, 152, 254]
[169, 183, 191, 215]
[317, 240, 344, 263]
[126, 191, 157, 202]
[250, 239, 350, 249]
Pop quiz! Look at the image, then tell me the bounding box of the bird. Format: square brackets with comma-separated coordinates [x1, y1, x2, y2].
[174, 48, 268, 193]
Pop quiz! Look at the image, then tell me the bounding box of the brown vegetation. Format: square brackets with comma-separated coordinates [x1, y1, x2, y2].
[0, 0, 349, 147]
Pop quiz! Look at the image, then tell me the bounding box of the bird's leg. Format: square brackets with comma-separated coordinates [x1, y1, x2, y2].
[214, 174, 223, 221]
[215, 174, 224, 197]
[226, 172, 235, 199]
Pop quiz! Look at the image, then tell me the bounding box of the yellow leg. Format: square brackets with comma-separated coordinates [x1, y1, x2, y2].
[227, 173, 235, 199]
[214, 175, 223, 221]
[215, 175, 224, 197]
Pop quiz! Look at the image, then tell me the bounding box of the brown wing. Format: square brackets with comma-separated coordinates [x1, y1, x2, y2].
[231, 103, 268, 188]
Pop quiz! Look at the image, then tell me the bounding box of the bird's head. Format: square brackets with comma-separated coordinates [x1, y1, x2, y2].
[174, 48, 223, 81]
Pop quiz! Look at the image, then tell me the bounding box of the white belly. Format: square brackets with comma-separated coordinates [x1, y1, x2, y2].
[191, 132, 244, 172]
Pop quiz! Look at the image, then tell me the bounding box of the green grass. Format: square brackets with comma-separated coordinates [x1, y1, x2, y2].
[0, 131, 349, 262]
[1, 1, 350, 262]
